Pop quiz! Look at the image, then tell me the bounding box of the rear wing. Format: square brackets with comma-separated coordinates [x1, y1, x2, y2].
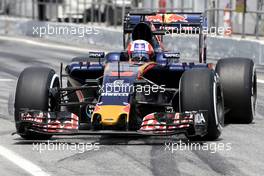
[123, 11, 208, 63]
[123, 11, 207, 35]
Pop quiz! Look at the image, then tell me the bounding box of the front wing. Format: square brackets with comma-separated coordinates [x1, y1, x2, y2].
[16, 110, 207, 137]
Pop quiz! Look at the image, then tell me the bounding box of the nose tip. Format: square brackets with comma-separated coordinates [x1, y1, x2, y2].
[92, 105, 130, 126]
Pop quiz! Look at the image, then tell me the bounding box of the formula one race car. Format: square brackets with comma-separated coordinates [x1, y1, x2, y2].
[14, 11, 257, 141]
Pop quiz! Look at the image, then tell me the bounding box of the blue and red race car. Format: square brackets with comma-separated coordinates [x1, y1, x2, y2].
[14, 11, 257, 141]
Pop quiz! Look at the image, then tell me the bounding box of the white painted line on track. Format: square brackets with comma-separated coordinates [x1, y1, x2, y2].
[0, 79, 14, 82]
[0, 145, 50, 176]
[0, 36, 90, 53]
[257, 79, 264, 84]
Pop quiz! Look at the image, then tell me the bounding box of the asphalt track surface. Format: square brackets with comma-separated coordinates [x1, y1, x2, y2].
[0, 36, 264, 176]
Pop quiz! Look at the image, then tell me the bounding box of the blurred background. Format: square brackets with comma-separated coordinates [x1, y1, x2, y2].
[0, 0, 263, 38]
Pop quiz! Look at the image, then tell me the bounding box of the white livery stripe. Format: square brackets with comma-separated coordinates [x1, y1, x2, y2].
[0, 36, 89, 53]
[257, 79, 264, 84]
[0, 79, 13, 82]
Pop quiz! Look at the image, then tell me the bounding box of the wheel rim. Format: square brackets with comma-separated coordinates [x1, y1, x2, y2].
[251, 70, 257, 117]
[48, 74, 60, 111]
[216, 91, 224, 129]
[213, 77, 224, 130]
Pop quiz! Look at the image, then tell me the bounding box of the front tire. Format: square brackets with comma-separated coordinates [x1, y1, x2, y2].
[14, 67, 60, 140]
[180, 68, 224, 141]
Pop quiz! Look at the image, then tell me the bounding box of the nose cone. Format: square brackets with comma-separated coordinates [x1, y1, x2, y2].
[92, 105, 130, 126]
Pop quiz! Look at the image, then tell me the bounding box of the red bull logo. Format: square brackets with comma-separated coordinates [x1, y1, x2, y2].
[165, 14, 188, 23]
[146, 14, 188, 23]
[146, 15, 163, 22]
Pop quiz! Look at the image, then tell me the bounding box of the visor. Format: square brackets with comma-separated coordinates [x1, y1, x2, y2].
[131, 51, 149, 62]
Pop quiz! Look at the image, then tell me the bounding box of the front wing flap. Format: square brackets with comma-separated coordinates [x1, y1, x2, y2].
[139, 111, 207, 137]
[18, 111, 79, 134]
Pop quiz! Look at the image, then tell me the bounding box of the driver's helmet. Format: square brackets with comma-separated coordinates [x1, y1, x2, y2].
[127, 40, 154, 62]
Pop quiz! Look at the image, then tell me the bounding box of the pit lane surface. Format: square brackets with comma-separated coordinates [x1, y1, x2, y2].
[0, 36, 264, 176]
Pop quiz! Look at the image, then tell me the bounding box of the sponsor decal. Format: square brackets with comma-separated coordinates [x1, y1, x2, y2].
[165, 14, 188, 23]
[194, 113, 206, 125]
[134, 43, 146, 51]
[101, 92, 129, 96]
[163, 52, 180, 58]
[146, 14, 188, 23]
[89, 52, 105, 58]
[146, 15, 163, 22]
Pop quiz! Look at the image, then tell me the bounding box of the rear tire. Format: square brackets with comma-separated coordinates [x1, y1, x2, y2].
[216, 58, 256, 124]
[15, 67, 60, 140]
[180, 68, 224, 141]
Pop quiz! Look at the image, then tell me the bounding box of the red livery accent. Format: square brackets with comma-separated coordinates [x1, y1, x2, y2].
[139, 112, 194, 133]
[110, 71, 134, 77]
[166, 14, 188, 23]
[20, 111, 79, 133]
